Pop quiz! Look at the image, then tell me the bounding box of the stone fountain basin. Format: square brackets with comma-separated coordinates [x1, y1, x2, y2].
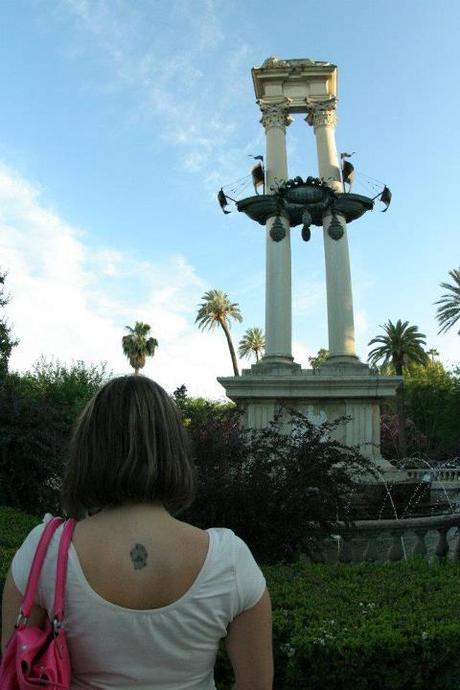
[350, 480, 432, 520]
[237, 192, 374, 227]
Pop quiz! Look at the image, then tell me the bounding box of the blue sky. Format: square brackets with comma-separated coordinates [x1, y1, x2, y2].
[0, 0, 458, 397]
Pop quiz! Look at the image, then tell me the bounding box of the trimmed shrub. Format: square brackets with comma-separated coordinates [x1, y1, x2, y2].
[264, 559, 460, 690]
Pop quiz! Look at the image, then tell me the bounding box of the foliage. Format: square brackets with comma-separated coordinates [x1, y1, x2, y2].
[2, 509, 460, 690]
[308, 348, 329, 370]
[238, 327, 265, 362]
[0, 506, 40, 548]
[0, 375, 68, 515]
[0, 271, 19, 379]
[195, 289, 242, 376]
[435, 267, 460, 335]
[380, 412, 428, 460]
[368, 319, 428, 458]
[182, 409, 376, 564]
[122, 322, 158, 375]
[367, 319, 428, 376]
[21, 357, 109, 426]
[172, 385, 235, 426]
[258, 558, 460, 690]
[0, 361, 109, 515]
[380, 362, 460, 461]
[404, 361, 460, 451]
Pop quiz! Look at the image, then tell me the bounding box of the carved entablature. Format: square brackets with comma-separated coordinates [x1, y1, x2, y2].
[261, 56, 290, 69]
[260, 56, 331, 71]
[258, 101, 294, 132]
[305, 97, 337, 129]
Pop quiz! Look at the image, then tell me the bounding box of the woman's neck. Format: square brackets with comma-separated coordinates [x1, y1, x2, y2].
[89, 502, 172, 521]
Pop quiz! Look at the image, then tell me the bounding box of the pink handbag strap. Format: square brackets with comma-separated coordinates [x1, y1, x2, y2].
[53, 518, 77, 621]
[21, 517, 65, 618]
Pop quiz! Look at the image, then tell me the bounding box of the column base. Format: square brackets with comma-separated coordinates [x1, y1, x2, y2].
[320, 355, 371, 375]
[249, 355, 302, 376]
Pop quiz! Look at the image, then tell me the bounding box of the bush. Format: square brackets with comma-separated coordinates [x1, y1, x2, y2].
[0, 361, 109, 516]
[183, 408, 376, 564]
[0, 377, 68, 515]
[262, 558, 460, 690]
[380, 362, 460, 461]
[172, 385, 235, 427]
[21, 358, 109, 427]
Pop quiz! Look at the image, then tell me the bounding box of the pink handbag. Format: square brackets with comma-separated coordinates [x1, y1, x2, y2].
[0, 516, 77, 689]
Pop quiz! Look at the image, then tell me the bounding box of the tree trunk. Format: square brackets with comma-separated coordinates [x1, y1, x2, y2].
[395, 361, 407, 458]
[220, 320, 239, 376]
[255, 350, 259, 362]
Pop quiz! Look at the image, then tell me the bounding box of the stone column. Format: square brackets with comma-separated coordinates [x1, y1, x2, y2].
[306, 98, 358, 363]
[258, 100, 294, 365]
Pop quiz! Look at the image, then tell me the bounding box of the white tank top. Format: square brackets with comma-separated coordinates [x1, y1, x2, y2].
[12, 514, 266, 690]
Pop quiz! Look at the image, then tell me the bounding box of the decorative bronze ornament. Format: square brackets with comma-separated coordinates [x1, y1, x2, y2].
[327, 215, 344, 240]
[302, 209, 312, 227]
[301, 225, 311, 242]
[270, 216, 286, 242]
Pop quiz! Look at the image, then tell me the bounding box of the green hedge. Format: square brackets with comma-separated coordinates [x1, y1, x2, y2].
[2, 507, 460, 689]
[263, 559, 460, 690]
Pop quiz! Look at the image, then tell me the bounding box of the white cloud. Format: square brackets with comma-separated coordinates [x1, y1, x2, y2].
[0, 163, 233, 398]
[62, 0, 256, 182]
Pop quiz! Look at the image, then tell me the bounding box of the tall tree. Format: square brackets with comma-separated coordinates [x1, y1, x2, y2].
[238, 327, 265, 363]
[122, 322, 158, 375]
[196, 290, 242, 376]
[0, 271, 19, 379]
[435, 267, 460, 335]
[404, 360, 460, 455]
[367, 319, 428, 457]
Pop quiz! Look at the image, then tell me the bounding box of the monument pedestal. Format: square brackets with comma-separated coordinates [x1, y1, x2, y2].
[218, 361, 401, 468]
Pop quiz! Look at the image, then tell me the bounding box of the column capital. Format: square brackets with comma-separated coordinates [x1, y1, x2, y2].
[305, 96, 337, 129]
[258, 99, 294, 132]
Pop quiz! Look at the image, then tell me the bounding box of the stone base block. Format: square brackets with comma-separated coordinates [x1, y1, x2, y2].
[218, 362, 402, 465]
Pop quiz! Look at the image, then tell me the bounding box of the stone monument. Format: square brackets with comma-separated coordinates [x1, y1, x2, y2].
[218, 57, 401, 470]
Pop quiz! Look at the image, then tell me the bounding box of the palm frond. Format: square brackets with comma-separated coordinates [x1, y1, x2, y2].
[435, 268, 460, 334]
[121, 322, 158, 371]
[195, 289, 242, 331]
[367, 319, 428, 373]
[238, 327, 265, 360]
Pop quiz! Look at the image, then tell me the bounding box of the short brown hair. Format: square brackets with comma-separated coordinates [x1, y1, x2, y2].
[60, 375, 196, 519]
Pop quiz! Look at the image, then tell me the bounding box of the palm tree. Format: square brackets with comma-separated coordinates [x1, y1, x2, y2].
[435, 268, 460, 335]
[195, 290, 242, 376]
[427, 348, 440, 362]
[238, 327, 265, 362]
[367, 320, 428, 376]
[122, 322, 158, 375]
[368, 319, 428, 457]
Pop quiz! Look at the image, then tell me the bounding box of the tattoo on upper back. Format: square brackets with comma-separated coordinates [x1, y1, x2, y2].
[130, 543, 148, 570]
